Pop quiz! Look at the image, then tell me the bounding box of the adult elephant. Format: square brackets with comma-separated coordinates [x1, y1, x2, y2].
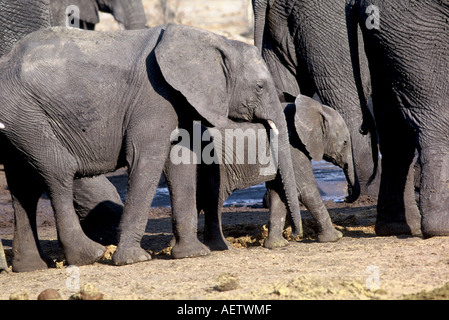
[50, 0, 147, 30]
[0, 24, 303, 271]
[185, 95, 359, 251]
[346, 0, 449, 237]
[252, 0, 379, 197]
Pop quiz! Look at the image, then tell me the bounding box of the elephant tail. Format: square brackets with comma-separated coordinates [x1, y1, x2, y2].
[345, 0, 379, 185]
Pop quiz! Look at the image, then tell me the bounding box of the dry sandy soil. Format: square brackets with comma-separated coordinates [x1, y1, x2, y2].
[2, 167, 449, 301]
[2, 0, 449, 302]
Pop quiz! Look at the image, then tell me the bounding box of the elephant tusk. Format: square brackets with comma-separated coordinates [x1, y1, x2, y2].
[0, 123, 5, 129]
[267, 120, 279, 135]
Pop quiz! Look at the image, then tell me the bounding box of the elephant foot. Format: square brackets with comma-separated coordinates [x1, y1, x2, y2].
[375, 221, 412, 236]
[263, 235, 288, 249]
[112, 245, 151, 266]
[421, 218, 449, 239]
[171, 239, 210, 259]
[204, 237, 232, 251]
[63, 238, 106, 266]
[12, 255, 49, 273]
[317, 228, 343, 243]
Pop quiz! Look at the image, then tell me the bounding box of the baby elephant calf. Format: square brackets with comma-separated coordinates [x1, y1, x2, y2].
[187, 94, 360, 251]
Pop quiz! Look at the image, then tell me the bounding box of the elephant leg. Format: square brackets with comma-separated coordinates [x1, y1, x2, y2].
[263, 183, 289, 249]
[4, 163, 48, 272]
[164, 154, 211, 259]
[292, 157, 343, 243]
[374, 104, 420, 236]
[289, 148, 341, 242]
[418, 145, 449, 238]
[50, 183, 106, 266]
[203, 196, 230, 251]
[36, 146, 106, 266]
[73, 175, 123, 246]
[198, 162, 230, 251]
[112, 136, 170, 265]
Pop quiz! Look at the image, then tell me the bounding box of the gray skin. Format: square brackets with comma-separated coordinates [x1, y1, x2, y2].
[0, 24, 303, 271]
[50, 0, 147, 30]
[0, 0, 53, 273]
[191, 95, 359, 251]
[252, 0, 380, 198]
[0, 0, 126, 272]
[0, 0, 52, 57]
[347, 0, 449, 237]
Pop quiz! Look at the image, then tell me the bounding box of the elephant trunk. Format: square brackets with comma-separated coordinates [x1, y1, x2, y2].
[252, 0, 268, 53]
[256, 101, 303, 237]
[343, 155, 360, 203]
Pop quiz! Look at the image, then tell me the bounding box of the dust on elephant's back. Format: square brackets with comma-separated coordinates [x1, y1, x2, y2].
[15, 27, 164, 172]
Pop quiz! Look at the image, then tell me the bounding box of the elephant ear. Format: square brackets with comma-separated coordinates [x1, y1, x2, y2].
[293, 95, 326, 161]
[155, 24, 233, 128]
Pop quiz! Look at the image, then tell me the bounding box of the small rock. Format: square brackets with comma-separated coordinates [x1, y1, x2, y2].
[70, 283, 104, 300]
[37, 289, 62, 300]
[216, 273, 240, 292]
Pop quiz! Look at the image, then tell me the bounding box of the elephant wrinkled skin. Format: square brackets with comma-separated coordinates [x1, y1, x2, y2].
[347, 0, 449, 237]
[252, 0, 379, 197]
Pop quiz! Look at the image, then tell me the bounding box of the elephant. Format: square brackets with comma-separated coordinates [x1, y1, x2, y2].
[184, 94, 359, 251]
[346, 0, 449, 237]
[251, 0, 380, 198]
[49, 0, 147, 30]
[0, 0, 128, 272]
[0, 23, 303, 271]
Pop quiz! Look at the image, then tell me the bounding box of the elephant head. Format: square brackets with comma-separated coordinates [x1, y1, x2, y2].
[96, 0, 146, 30]
[155, 24, 303, 236]
[291, 95, 360, 203]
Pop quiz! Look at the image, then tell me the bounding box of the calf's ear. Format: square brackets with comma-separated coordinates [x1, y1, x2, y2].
[293, 95, 326, 161]
[155, 24, 233, 128]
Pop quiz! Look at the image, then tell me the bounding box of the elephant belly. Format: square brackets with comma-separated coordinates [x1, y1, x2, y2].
[223, 163, 275, 193]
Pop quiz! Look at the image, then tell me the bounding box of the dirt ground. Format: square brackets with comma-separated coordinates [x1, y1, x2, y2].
[2, 0, 449, 301]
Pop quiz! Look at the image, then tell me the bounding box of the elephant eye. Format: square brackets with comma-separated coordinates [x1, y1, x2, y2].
[256, 81, 264, 92]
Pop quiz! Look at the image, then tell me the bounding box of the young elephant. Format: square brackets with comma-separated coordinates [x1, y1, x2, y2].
[190, 94, 360, 250]
[0, 24, 303, 271]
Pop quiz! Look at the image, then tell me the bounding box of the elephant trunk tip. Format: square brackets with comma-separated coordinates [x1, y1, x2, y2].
[343, 163, 360, 203]
[344, 182, 360, 203]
